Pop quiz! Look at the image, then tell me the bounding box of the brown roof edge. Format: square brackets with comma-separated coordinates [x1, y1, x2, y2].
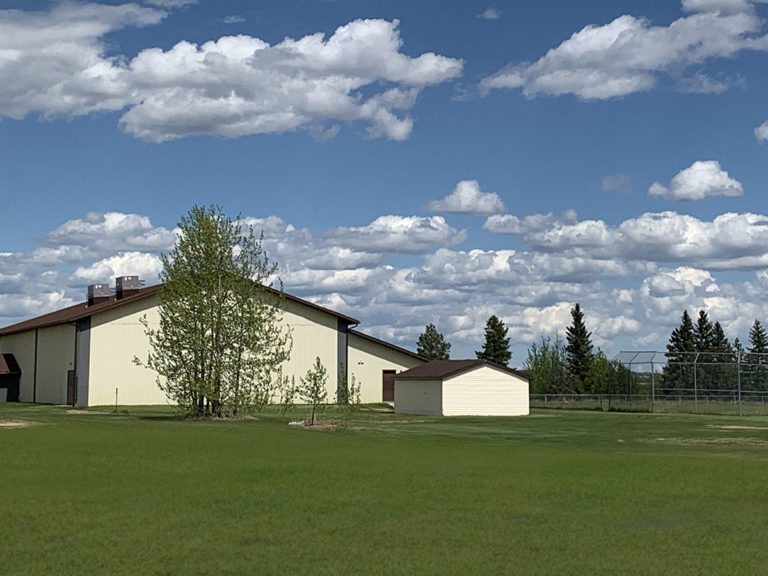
[348, 329, 426, 362]
[395, 359, 529, 381]
[0, 282, 360, 336]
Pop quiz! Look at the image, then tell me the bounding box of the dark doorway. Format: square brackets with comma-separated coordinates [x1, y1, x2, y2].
[66, 370, 77, 406]
[382, 370, 396, 402]
[0, 353, 21, 402]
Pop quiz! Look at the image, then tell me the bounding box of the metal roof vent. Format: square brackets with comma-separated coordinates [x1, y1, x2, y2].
[115, 276, 145, 300]
[87, 283, 111, 306]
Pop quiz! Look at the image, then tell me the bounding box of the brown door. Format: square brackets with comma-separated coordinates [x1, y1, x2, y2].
[382, 370, 396, 402]
[66, 370, 77, 406]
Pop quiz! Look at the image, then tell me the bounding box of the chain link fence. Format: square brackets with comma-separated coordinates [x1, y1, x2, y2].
[530, 351, 768, 416]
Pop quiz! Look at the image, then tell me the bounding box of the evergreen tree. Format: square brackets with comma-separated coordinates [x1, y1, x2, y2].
[693, 310, 715, 357]
[476, 315, 512, 366]
[710, 321, 736, 392]
[747, 319, 768, 390]
[565, 303, 594, 392]
[662, 310, 696, 390]
[137, 205, 292, 417]
[416, 323, 451, 360]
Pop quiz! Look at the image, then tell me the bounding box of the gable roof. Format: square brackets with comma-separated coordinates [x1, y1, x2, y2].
[349, 329, 426, 362]
[394, 359, 529, 381]
[0, 283, 359, 337]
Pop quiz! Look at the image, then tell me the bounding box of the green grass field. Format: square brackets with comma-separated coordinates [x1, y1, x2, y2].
[2, 404, 767, 575]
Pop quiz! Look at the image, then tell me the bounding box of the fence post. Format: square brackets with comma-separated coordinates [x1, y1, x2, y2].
[694, 352, 699, 413]
[737, 351, 742, 417]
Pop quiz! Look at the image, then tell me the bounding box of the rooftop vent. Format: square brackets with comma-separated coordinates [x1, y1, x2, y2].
[87, 283, 111, 306]
[115, 276, 145, 300]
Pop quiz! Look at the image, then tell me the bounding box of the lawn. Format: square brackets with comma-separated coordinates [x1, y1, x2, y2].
[2, 404, 767, 575]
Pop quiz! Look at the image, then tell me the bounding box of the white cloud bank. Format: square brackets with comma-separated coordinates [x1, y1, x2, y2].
[480, 0, 768, 99]
[426, 180, 506, 215]
[6, 207, 768, 361]
[648, 160, 743, 201]
[0, 5, 463, 141]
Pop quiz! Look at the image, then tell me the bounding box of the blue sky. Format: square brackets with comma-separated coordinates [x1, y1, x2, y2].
[2, 0, 768, 364]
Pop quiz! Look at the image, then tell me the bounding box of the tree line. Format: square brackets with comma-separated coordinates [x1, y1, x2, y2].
[416, 305, 630, 395]
[662, 309, 768, 392]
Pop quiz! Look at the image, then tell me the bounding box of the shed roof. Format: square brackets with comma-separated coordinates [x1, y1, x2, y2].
[0, 283, 359, 336]
[0, 353, 21, 374]
[395, 359, 529, 381]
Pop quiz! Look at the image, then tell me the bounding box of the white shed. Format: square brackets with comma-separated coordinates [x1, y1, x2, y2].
[394, 359, 529, 417]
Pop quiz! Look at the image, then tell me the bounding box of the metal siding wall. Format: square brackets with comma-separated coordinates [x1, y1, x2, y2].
[442, 366, 529, 416]
[88, 295, 170, 406]
[394, 379, 442, 415]
[347, 333, 425, 403]
[0, 331, 36, 402]
[36, 324, 76, 405]
[281, 299, 339, 400]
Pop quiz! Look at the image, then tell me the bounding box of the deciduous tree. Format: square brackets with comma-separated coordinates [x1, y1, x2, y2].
[299, 356, 328, 425]
[137, 205, 292, 417]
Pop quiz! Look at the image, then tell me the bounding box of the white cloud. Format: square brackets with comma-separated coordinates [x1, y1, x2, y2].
[648, 160, 743, 201]
[426, 180, 506, 214]
[478, 7, 502, 20]
[0, 3, 164, 119]
[524, 211, 768, 270]
[330, 216, 466, 254]
[480, 5, 768, 99]
[755, 121, 768, 142]
[45, 212, 177, 253]
[0, 8, 462, 141]
[602, 173, 632, 194]
[483, 210, 578, 234]
[70, 252, 163, 284]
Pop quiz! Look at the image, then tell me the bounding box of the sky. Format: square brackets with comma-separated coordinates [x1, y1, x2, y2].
[2, 0, 768, 366]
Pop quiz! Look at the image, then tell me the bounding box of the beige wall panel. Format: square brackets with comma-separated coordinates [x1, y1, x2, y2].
[280, 299, 339, 399]
[0, 331, 36, 402]
[394, 379, 442, 415]
[442, 366, 529, 416]
[88, 295, 169, 406]
[348, 333, 425, 403]
[35, 325, 76, 405]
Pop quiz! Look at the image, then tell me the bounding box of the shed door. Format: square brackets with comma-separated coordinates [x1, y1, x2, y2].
[66, 370, 77, 406]
[382, 370, 396, 402]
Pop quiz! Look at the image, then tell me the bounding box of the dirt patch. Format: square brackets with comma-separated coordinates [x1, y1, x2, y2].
[66, 409, 111, 415]
[0, 420, 32, 429]
[708, 424, 768, 431]
[648, 436, 768, 447]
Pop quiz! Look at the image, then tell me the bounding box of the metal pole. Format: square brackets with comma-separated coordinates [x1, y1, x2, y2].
[694, 352, 699, 412]
[651, 359, 655, 413]
[737, 351, 742, 417]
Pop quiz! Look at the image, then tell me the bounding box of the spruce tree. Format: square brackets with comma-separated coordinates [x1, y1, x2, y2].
[565, 303, 594, 392]
[662, 310, 696, 390]
[476, 315, 512, 366]
[747, 319, 768, 390]
[417, 323, 451, 360]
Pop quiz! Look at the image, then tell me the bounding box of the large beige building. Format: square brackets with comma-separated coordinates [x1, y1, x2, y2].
[0, 277, 424, 407]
